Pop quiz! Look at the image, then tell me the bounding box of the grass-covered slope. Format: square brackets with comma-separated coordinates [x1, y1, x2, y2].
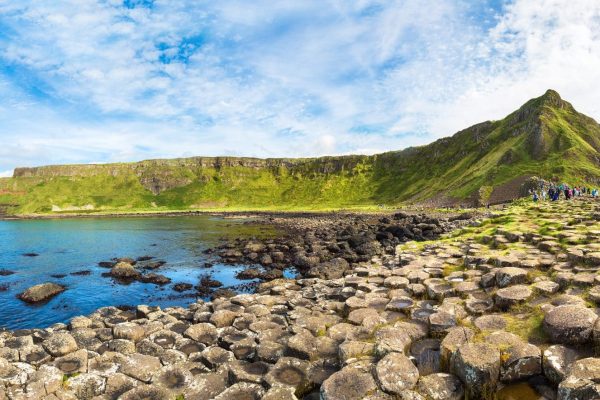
[2, 89, 600, 215]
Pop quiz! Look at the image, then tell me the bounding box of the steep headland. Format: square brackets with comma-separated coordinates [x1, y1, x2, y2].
[2, 90, 600, 215]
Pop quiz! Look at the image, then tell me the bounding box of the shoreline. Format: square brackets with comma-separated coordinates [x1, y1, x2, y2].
[0, 204, 484, 221]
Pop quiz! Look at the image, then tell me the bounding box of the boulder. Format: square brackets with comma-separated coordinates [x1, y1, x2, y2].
[110, 262, 140, 280]
[139, 273, 171, 285]
[17, 283, 65, 303]
[543, 305, 598, 345]
[307, 258, 349, 280]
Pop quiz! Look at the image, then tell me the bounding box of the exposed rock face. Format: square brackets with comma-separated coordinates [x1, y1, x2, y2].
[17, 282, 65, 303]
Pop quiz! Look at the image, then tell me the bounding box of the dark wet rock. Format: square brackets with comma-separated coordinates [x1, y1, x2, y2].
[22, 253, 39, 257]
[173, 282, 193, 292]
[110, 262, 141, 280]
[50, 273, 66, 278]
[0, 269, 15, 276]
[70, 269, 91, 276]
[139, 273, 171, 285]
[142, 260, 166, 270]
[98, 261, 116, 268]
[18, 282, 65, 303]
[237, 268, 261, 280]
[543, 305, 598, 345]
[211, 288, 237, 299]
[307, 258, 349, 280]
[136, 255, 154, 262]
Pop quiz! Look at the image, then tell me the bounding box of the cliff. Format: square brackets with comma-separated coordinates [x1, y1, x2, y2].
[3, 90, 600, 214]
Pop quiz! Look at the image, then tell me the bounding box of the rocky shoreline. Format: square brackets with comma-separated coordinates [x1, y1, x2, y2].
[2, 199, 600, 399]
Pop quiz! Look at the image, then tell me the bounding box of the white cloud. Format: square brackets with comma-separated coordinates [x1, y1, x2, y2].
[0, 170, 13, 178]
[0, 0, 599, 172]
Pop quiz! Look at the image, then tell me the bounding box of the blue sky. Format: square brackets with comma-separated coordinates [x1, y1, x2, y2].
[1, 0, 600, 176]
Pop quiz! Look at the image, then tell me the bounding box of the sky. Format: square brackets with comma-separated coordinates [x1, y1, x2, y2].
[1, 0, 600, 177]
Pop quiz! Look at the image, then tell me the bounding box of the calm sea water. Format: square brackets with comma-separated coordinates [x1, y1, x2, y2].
[0, 215, 282, 330]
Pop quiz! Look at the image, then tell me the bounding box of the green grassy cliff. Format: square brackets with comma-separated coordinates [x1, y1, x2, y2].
[2, 89, 600, 215]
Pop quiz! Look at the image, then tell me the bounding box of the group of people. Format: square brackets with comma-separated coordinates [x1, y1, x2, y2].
[531, 183, 599, 202]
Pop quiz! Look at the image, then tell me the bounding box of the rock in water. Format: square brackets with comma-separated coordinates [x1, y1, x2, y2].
[18, 283, 65, 303]
[110, 262, 140, 280]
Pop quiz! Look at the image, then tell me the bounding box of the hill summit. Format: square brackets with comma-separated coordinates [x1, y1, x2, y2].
[2, 89, 600, 214]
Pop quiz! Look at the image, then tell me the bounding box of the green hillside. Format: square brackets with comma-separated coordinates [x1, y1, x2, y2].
[2, 89, 600, 215]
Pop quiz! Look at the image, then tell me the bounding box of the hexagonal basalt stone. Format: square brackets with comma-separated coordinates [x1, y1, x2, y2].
[214, 382, 266, 400]
[495, 267, 528, 288]
[264, 356, 311, 395]
[494, 285, 532, 310]
[120, 385, 171, 400]
[152, 364, 193, 394]
[321, 365, 377, 400]
[375, 352, 419, 394]
[228, 360, 271, 385]
[543, 345, 584, 385]
[543, 305, 598, 345]
[184, 323, 218, 345]
[452, 342, 500, 400]
[42, 332, 78, 357]
[557, 358, 600, 400]
[54, 349, 88, 374]
[417, 373, 464, 400]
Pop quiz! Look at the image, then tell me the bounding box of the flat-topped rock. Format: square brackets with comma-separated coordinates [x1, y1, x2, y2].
[452, 342, 500, 400]
[494, 285, 532, 309]
[543, 305, 598, 345]
[320, 365, 377, 400]
[17, 282, 65, 303]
